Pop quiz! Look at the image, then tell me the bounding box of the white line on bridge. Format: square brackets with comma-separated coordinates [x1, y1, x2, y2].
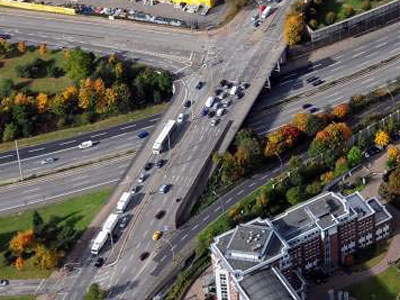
[91, 132, 107, 138]
[352, 51, 366, 58]
[110, 133, 128, 139]
[28, 147, 45, 153]
[0, 154, 13, 159]
[59, 140, 76, 146]
[120, 124, 136, 130]
[237, 190, 244, 196]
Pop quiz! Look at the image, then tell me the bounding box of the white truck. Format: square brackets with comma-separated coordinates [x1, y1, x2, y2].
[205, 96, 216, 108]
[102, 213, 119, 233]
[152, 120, 177, 155]
[116, 192, 132, 214]
[261, 6, 272, 19]
[91, 230, 108, 255]
[78, 140, 93, 149]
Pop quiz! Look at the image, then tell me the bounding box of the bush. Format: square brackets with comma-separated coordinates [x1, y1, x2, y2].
[344, 5, 354, 18]
[308, 19, 318, 29]
[325, 11, 336, 25]
[286, 186, 303, 205]
[0, 78, 14, 98]
[306, 181, 322, 197]
[15, 58, 46, 78]
[362, 0, 371, 10]
[3, 122, 17, 142]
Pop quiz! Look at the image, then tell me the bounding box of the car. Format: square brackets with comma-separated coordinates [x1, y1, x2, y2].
[183, 100, 192, 109]
[222, 99, 232, 108]
[158, 184, 171, 194]
[212, 102, 222, 110]
[94, 257, 104, 268]
[312, 79, 324, 86]
[364, 145, 382, 158]
[119, 216, 129, 229]
[78, 140, 93, 149]
[391, 132, 400, 141]
[137, 131, 149, 139]
[253, 20, 261, 27]
[0, 34, 11, 40]
[195, 81, 204, 90]
[131, 185, 141, 194]
[140, 252, 150, 260]
[137, 173, 146, 183]
[155, 210, 166, 219]
[153, 230, 162, 241]
[239, 82, 250, 89]
[215, 88, 223, 96]
[0, 279, 9, 286]
[177, 113, 185, 124]
[144, 162, 153, 171]
[302, 103, 312, 109]
[207, 110, 215, 118]
[40, 157, 55, 165]
[216, 108, 225, 117]
[306, 76, 318, 83]
[201, 108, 209, 117]
[211, 119, 220, 127]
[251, 14, 259, 21]
[219, 79, 227, 87]
[155, 159, 165, 168]
[309, 107, 319, 113]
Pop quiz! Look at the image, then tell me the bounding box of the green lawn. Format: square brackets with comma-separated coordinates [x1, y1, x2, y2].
[348, 267, 400, 300]
[351, 240, 390, 272]
[0, 296, 36, 300]
[0, 187, 112, 279]
[0, 103, 166, 153]
[0, 48, 72, 94]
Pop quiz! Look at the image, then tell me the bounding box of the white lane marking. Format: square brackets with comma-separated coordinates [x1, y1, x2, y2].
[59, 140, 76, 146]
[272, 168, 279, 172]
[329, 61, 341, 68]
[110, 133, 128, 139]
[192, 224, 199, 231]
[141, 125, 154, 130]
[149, 118, 160, 122]
[135, 242, 141, 250]
[374, 42, 387, 49]
[249, 182, 256, 188]
[91, 132, 107, 138]
[22, 187, 40, 194]
[180, 234, 188, 242]
[278, 78, 295, 86]
[0, 154, 14, 159]
[358, 61, 370, 68]
[28, 147, 45, 153]
[282, 72, 297, 80]
[120, 124, 136, 130]
[160, 255, 166, 262]
[122, 265, 128, 274]
[71, 180, 91, 188]
[313, 63, 322, 68]
[363, 77, 375, 84]
[237, 190, 244, 196]
[389, 48, 399, 55]
[227, 198, 233, 203]
[352, 51, 366, 58]
[203, 215, 210, 221]
[331, 66, 344, 72]
[261, 174, 269, 180]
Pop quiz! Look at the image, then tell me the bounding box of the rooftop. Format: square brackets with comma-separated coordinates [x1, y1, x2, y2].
[367, 198, 392, 225]
[345, 192, 374, 219]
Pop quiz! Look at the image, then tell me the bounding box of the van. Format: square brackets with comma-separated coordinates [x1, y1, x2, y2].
[229, 86, 238, 96]
[216, 108, 225, 117]
[78, 140, 93, 149]
[261, 6, 272, 19]
[205, 96, 215, 108]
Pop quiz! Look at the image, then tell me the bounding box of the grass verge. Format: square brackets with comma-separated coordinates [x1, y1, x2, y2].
[0, 187, 112, 279]
[0, 296, 36, 300]
[0, 103, 166, 153]
[348, 266, 400, 299]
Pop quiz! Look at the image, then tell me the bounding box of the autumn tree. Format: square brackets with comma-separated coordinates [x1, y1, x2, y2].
[334, 157, 349, 177]
[375, 130, 389, 148]
[14, 256, 25, 270]
[36, 92, 48, 113]
[39, 43, 47, 55]
[78, 78, 95, 110]
[349, 94, 366, 109]
[320, 171, 334, 185]
[388, 146, 399, 162]
[292, 112, 324, 137]
[17, 41, 26, 54]
[333, 103, 350, 119]
[284, 13, 304, 46]
[9, 229, 35, 256]
[34, 244, 60, 270]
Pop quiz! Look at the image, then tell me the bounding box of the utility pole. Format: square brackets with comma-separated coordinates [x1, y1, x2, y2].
[15, 140, 23, 181]
[386, 85, 395, 108]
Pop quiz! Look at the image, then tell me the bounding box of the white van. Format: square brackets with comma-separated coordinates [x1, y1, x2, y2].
[78, 140, 93, 149]
[216, 108, 225, 117]
[261, 6, 272, 19]
[205, 96, 215, 108]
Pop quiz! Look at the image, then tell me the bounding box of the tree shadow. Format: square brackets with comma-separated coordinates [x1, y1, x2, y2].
[107, 279, 140, 299]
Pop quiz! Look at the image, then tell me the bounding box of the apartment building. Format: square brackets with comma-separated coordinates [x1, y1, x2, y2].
[211, 192, 392, 300]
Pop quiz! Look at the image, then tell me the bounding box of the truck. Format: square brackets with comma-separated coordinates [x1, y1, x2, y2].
[116, 192, 132, 214]
[205, 96, 215, 108]
[152, 120, 176, 155]
[91, 230, 108, 255]
[102, 213, 119, 233]
[261, 6, 272, 19]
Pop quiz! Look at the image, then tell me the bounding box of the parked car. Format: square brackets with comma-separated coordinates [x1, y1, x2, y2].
[207, 110, 215, 118]
[94, 257, 104, 268]
[137, 173, 146, 183]
[302, 103, 312, 109]
[251, 14, 259, 21]
[201, 108, 209, 117]
[158, 184, 171, 194]
[364, 145, 383, 158]
[137, 131, 149, 139]
[183, 100, 192, 109]
[222, 99, 232, 108]
[155, 210, 166, 219]
[132, 186, 141, 194]
[195, 81, 204, 90]
[0, 279, 9, 286]
[144, 162, 153, 171]
[211, 119, 220, 127]
[155, 159, 165, 168]
[140, 252, 150, 260]
[177, 113, 185, 124]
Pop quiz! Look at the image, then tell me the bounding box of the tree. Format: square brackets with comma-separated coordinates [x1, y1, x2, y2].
[286, 186, 303, 205]
[3, 122, 17, 142]
[14, 256, 25, 270]
[39, 43, 47, 55]
[0, 78, 14, 98]
[17, 41, 26, 54]
[85, 283, 106, 300]
[386, 167, 400, 200]
[388, 145, 399, 162]
[320, 171, 334, 185]
[375, 130, 389, 148]
[362, 0, 371, 10]
[36, 92, 48, 113]
[9, 229, 34, 256]
[284, 13, 304, 46]
[334, 157, 349, 177]
[306, 181, 322, 197]
[325, 11, 336, 25]
[66, 48, 94, 81]
[349, 94, 366, 109]
[34, 244, 60, 270]
[333, 103, 350, 119]
[344, 5, 354, 18]
[234, 129, 263, 170]
[347, 146, 363, 167]
[33, 211, 44, 233]
[309, 19, 318, 29]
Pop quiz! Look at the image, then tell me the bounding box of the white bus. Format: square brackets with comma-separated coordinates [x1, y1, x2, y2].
[102, 213, 119, 233]
[152, 120, 176, 155]
[116, 192, 132, 214]
[261, 6, 272, 19]
[91, 230, 108, 255]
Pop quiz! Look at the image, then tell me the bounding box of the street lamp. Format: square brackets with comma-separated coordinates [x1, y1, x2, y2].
[386, 85, 395, 108]
[274, 151, 283, 173]
[212, 190, 224, 213]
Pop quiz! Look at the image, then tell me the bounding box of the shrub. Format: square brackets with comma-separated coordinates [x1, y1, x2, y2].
[309, 19, 318, 29]
[325, 11, 336, 25]
[306, 181, 322, 197]
[333, 103, 350, 119]
[3, 123, 17, 142]
[349, 94, 366, 110]
[362, 0, 371, 10]
[15, 58, 46, 78]
[0, 78, 14, 98]
[284, 13, 304, 46]
[286, 186, 303, 205]
[344, 5, 354, 18]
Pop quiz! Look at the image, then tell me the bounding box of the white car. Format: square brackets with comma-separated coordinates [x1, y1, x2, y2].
[216, 108, 225, 117]
[78, 140, 93, 149]
[40, 158, 55, 165]
[177, 113, 184, 124]
[137, 173, 146, 183]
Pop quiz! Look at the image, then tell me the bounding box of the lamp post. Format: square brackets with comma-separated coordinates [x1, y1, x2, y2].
[212, 190, 224, 213]
[15, 140, 24, 181]
[275, 151, 283, 173]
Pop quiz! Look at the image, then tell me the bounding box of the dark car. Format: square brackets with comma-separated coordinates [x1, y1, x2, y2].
[207, 110, 215, 118]
[195, 81, 204, 90]
[183, 100, 192, 109]
[306, 76, 318, 83]
[0, 279, 9, 286]
[309, 107, 319, 113]
[94, 257, 104, 268]
[144, 162, 153, 171]
[201, 108, 209, 117]
[253, 20, 261, 27]
[137, 131, 149, 139]
[312, 79, 324, 86]
[365, 145, 382, 158]
[0, 34, 11, 40]
[392, 132, 400, 141]
[214, 89, 223, 96]
[219, 79, 227, 87]
[140, 252, 150, 261]
[155, 159, 165, 168]
[132, 185, 141, 194]
[302, 103, 312, 109]
[119, 216, 129, 229]
[155, 210, 166, 219]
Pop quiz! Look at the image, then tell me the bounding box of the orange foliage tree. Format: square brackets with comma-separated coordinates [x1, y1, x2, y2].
[39, 43, 47, 55]
[36, 93, 48, 113]
[284, 13, 304, 46]
[333, 103, 350, 119]
[375, 130, 389, 148]
[17, 41, 26, 54]
[9, 229, 35, 256]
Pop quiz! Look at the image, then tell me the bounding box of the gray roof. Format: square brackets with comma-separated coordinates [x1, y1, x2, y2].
[345, 193, 373, 219]
[367, 198, 392, 224]
[239, 268, 298, 300]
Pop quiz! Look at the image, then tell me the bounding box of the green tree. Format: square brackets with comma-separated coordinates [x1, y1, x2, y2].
[66, 48, 94, 81]
[234, 129, 263, 170]
[347, 146, 363, 167]
[0, 78, 14, 98]
[33, 211, 44, 233]
[286, 186, 303, 205]
[362, 0, 371, 10]
[305, 114, 324, 137]
[306, 181, 322, 197]
[2, 122, 17, 142]
[84, 283, 106, 300]
[325, 11, 336, 25]
[309, 19, 318, 29]
[386, 167, 400, 200]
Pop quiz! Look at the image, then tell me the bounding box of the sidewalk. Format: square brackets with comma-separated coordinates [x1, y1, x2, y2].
[183, 265, 215, 300]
